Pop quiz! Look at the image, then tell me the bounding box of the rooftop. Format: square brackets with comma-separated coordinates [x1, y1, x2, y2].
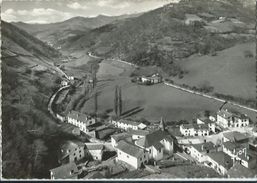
[111, 132, 131, 142]
[191, 142, 216, 152]
[50, 162, 78, 179]
[86, 144, 104, 151]
[182, 123, 209, 130]
[116, 140, 145, 158]
[136, 130, 174, 148]
[127, 129, 150, 136]
[67, 110, 94, 125]
[228, 163, 257, 178]
[207, 151, 233, 170]
[223, 131, 249, 142]
[223, 141, 248, 153]
[217, 109, 248, 120]
[118, 119, 140, 126]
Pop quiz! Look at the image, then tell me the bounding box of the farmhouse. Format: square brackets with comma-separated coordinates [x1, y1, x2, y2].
[180, 124, 210, 137]
[135, 130, 174, 161]
[111, 133, 132, 148]
[139, 73, 162, 85]
[86, 144, 104, 161]
[188, 142, 217, 163]
[116, 140, 149, 169]
[58, 141, 85, 164]
[205, 151, 233, 175]
[217, 109, 249, 128]
[50, 162, 79, 179]
[67, 110, 96, 133]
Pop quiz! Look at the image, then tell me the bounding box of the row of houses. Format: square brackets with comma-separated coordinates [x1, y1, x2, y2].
[110, 120, 175, 169]
[110, 119, 147, 131]
[186, 131, 257, 177]
[179, 109, 250, 137]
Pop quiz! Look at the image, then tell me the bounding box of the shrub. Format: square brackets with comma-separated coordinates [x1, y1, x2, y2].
[244, 50, 254, 58]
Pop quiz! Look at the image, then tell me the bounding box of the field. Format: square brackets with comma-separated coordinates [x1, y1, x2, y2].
[173, 42, 256, 100]
[80, 58, 256, 123]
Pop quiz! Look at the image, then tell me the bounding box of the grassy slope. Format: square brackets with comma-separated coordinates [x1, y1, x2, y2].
[1, 22, 77, 178]
[174, 42, 256, 99]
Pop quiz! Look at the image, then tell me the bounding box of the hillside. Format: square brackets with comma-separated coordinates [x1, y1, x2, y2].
[61, 0, 255, 76]
[13, 14, 141, 48]
[1, 22, 74, 178]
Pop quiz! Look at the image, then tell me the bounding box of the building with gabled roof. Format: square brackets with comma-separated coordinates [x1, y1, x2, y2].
[197, 117, 216, 133]
[110, 119, 144, 131]
[50, 162, 79, 179]
[180, 123, 210, 137]
[205, 151, 233, 175]
[217, 109, 249, 128]
[116, 140, 149, 169]
[127, 129, 150, 140]
[111, 132, 132, 148]
[188, 142, 217, 163]
[86, 144, 104, 161]
[135, 129, 174, 161]
[223, 131, 249, 143]
[67, 110, 96, 133]
[58, 140, 86, 164]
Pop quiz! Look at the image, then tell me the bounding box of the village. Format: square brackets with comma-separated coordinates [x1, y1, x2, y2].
[48, 70, 257, 179]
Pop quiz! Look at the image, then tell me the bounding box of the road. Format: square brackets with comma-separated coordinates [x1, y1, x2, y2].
[164, 82, 257, 113]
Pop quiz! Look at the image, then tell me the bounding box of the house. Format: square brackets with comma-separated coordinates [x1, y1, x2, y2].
[135, 130, 174, 161]
[222, 131, 249, 143]
[185, 14, 203, 25]
[50, 162, 79, 179]
[116, 140, 149, 169]
[205, 151, 233, 175]
[217, 109, 249, 128]
[227, 163, 257, 178]
[60, 123, 80, 136]
[86, 144, 104, 161]
[67, 110, 96, 133]
[128, 129, 150, 140]
[249, 138, 257, 151]
[61, 80, 69, 86]
[111, 133, 132, 148]
[140, 74, 162, 85]
[188, 142, 217, 163]
[111, 119, 140, 131]
[58, 141, 85, 164]
[180, 123, 210, 137]
[197, 118, 216, 133]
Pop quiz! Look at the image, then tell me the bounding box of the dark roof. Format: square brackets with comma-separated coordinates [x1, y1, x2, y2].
[136, 130, 174, 148]
[208, 152, 233, 170]
[182, 124, 209, 130]
[111, 133, 131, 141]
[118, 119, 139, 126]
[198, 118, 215, 124]
[116, 140, 145, 158]
[50, 162, 78, 179]
[128, 129, 150, 136]
[152, 142, 163, 151]
[85, 172, 105, 179]
[86, 144, 104, 151]
[228, 163, 257, 178]
[191, 142, 216, 152]
[223, 131, 249, 142]
[223, 141, 248, 152]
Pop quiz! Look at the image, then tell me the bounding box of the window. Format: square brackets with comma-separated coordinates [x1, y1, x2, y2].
[140, 158, 142, 161]
[149, 149, 151, 153]
[120, 152, 121, 155]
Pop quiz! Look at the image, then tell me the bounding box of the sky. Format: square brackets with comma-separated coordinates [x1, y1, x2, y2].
[1, 0, 180, 24]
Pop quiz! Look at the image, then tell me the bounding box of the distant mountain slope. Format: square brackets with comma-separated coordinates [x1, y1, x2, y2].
[63, 0, 255, 75]
[13, 14, 141, 47]
[2, 21, 61, 60]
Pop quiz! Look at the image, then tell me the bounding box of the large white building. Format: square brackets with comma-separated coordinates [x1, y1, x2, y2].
[67, 110, 96, 133]
[116, 140, 149, 169]
[217, 109, 249, 128]
[197, 118, 216, 133]
[180, 123, 210, 137]
[110, 119, 145, 131]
